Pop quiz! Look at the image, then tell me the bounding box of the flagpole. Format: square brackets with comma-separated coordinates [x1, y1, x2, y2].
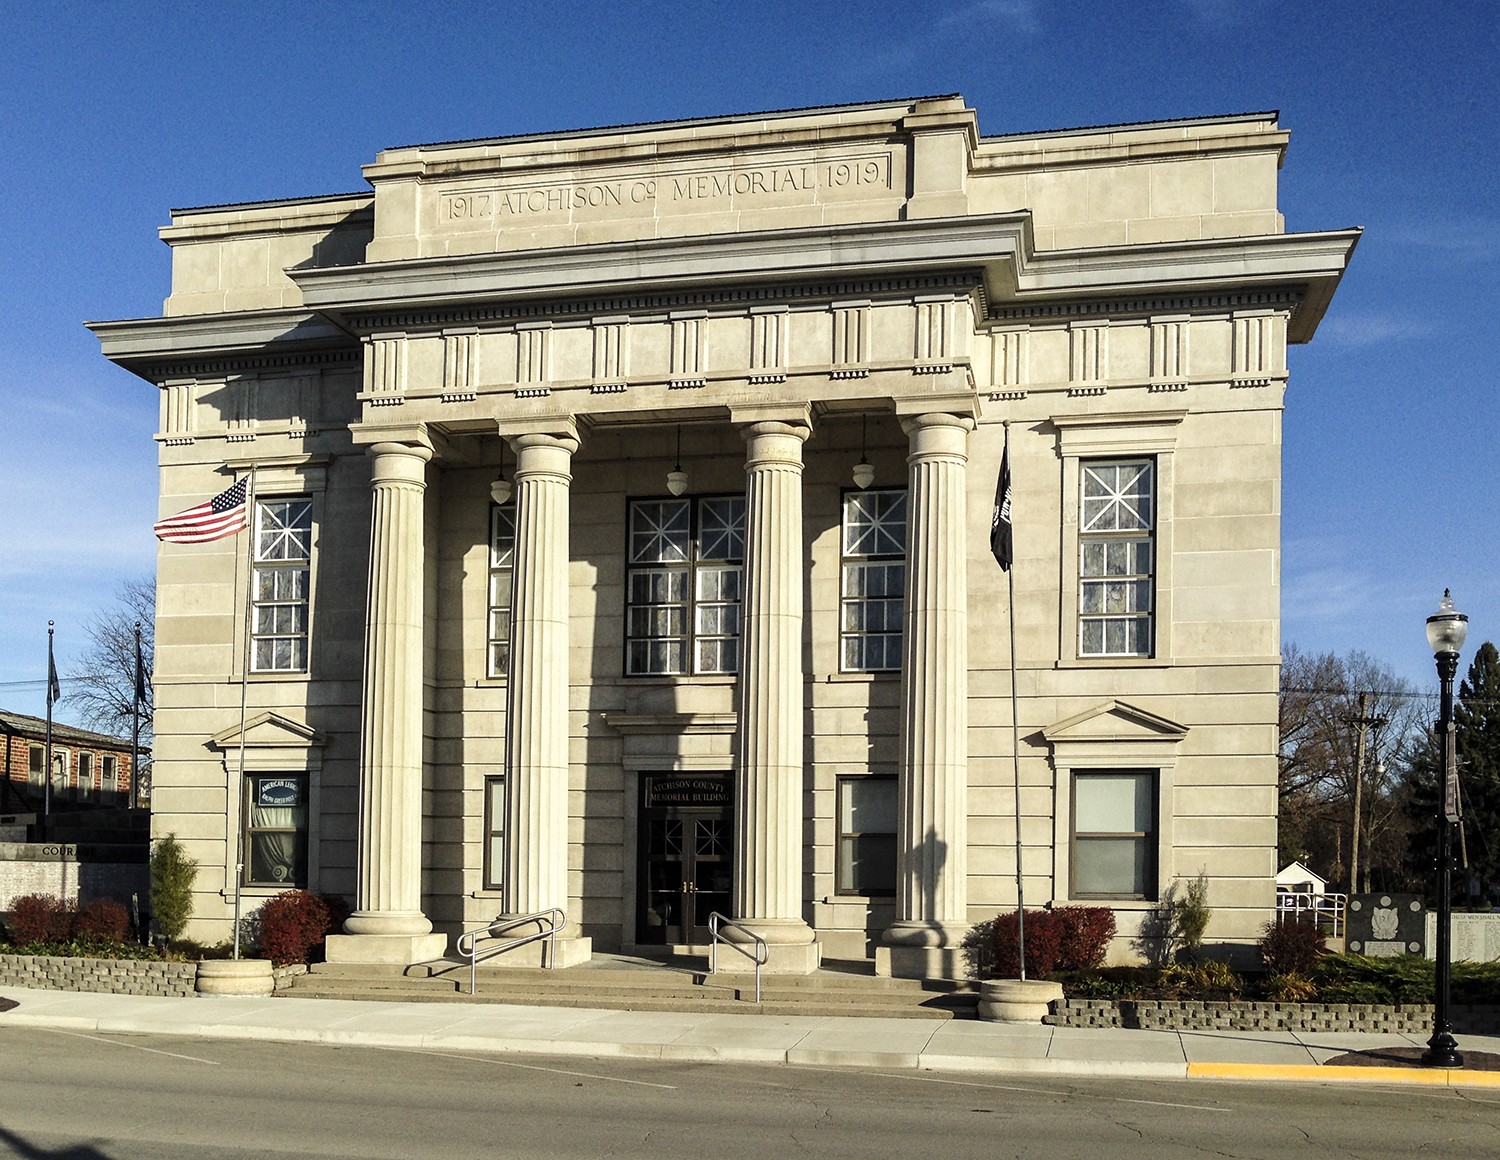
[1002, 423, 1027, 982]
[44, 621, 57, 830]
[232, 469, 256, 960]
[131, 622, 143, 812]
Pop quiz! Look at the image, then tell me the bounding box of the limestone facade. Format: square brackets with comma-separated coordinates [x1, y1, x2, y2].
[92, 97, 1357, 975]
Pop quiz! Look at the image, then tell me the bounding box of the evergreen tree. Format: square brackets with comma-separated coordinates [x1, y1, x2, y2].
[1404, 641, 1500, 904]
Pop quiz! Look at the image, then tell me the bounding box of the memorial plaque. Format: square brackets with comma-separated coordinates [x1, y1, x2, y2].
[1346, 893, 1425, 957]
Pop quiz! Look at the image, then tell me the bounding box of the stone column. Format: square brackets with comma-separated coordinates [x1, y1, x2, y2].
[327, 441, 447, 965]
[500, 429, 592, 966]
[731, 414, 819, 973]
[880, 412, 973, 979]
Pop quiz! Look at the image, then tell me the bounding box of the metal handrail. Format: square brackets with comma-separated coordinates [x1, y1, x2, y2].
[456, 907, 565, 995]
[707, 912, 768, 1004]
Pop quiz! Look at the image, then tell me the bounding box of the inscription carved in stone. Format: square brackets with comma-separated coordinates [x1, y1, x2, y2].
[441, 153, 893, 226]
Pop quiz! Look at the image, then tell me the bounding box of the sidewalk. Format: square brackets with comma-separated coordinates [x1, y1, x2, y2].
[4, 986, 1499, 1087]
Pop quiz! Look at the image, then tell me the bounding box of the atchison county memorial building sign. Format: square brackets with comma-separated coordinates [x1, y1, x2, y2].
[91, 96, 1357, 978]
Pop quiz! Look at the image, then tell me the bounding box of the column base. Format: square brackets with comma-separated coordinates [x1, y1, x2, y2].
[324, 932, 449, 966]
[720, 919, 821, 975]
[876, 920, 970, 980]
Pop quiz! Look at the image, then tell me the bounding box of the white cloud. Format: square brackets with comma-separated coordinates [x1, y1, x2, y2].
[1314, 312, 1431, 348]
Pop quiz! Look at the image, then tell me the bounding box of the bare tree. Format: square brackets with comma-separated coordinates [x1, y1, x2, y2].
[65, 576, 154, 744]
[1278, 645, 1426, 892]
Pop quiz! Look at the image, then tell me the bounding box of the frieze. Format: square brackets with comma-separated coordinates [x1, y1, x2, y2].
[440, 153, 893, 227]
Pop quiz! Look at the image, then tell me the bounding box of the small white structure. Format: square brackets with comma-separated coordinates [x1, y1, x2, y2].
[1276, 861, 1344, 938]
[1276, 861, 1328, 897]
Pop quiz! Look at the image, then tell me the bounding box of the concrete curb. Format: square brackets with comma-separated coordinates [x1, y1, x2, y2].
[5, 991, 1498, 1087]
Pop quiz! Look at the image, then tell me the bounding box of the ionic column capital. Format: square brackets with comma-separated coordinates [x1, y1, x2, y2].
[900, 412, 975, 458]
[366, 441, 433, 487]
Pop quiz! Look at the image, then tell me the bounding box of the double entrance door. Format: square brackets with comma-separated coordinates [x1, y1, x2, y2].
[636, 773, 733, 947]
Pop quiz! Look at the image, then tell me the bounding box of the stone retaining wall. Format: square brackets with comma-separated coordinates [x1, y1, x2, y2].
[1050, 997, 1500, 1034]
[0, 953, 195, 997]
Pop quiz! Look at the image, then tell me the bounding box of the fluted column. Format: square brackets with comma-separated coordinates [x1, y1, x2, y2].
[882, 412, 973, 979]
[500, 429, 590, 965]
[329, 441, 447, 964]
[732, 417, 819, 972]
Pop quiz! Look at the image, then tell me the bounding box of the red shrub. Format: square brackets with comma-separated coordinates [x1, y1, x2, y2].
[75, 898, 132, 943]
[992, 909, 1064, 979]
[6, 894, 74, 944]
[256, 891, 346, 966]
[1054, 906, 1116, 971]
[1259, 918, 1327, 975]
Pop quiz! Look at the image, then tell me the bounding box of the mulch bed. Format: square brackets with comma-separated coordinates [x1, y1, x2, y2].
[1323, 1046, 1500, 1070]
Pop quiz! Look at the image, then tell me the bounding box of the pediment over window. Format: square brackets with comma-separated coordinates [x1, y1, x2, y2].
[1042, 700, 1187, 745]
[208, 712, 325, 772]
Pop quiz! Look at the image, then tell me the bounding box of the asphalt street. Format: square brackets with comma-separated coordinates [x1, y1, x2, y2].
[3, 1027, 1499, 1160]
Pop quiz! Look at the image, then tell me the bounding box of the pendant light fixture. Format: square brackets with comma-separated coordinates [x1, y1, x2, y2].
[666, 424, 689, 496]
[490, 439, 512, 505]
[852, 413, 875, 489]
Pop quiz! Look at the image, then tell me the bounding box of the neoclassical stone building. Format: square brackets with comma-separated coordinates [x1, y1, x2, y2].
[92, 97, 1356, 976]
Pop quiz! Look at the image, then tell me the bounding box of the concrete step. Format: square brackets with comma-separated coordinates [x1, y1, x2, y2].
[284, 957, 977, 1020]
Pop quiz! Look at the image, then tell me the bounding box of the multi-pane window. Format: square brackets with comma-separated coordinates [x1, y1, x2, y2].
[1072, 770, 1156, 899]
[483, 776, 505, 892]
[51, 750, 69, 796]
[77, 752, 94, 802]
[837, 776, 898, 896]
[245, 774, 308, 886]
[28, 744, 43, 786]
[1079, 461, 1154, 657]
[487, 505, 515, 678]
[102, 754, 118, 800]
[252, 497, 312, 672]
[841, 489, 906, 672]
[626, 497, 745, 675]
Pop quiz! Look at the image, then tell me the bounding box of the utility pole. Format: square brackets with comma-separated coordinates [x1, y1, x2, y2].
[1347, 692, 1387, 895]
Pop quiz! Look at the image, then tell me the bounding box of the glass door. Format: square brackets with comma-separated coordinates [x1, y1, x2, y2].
[636, 775, 733, 947]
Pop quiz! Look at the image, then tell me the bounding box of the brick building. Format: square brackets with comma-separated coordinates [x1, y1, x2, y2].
[0, 710, 139, 813]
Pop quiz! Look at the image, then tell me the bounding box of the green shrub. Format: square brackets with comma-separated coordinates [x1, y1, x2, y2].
[149, 834, 198, 944]
[1172, 873, 1212, 963]
[1314, 953, 1433, 1004]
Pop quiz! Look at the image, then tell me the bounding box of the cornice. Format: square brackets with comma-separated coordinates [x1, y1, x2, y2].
[87, 310, 358, 383]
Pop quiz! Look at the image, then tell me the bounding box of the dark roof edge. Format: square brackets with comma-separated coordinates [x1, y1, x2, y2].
[392, 95, 950, 153]
[981, 110, 1281, 143]
[169, 190, 373, 219]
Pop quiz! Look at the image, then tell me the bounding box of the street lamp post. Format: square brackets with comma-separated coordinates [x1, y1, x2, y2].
[1423, 589, 1467, 1069]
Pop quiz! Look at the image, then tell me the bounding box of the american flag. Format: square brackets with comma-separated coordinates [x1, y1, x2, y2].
[154, 477, 249, 543]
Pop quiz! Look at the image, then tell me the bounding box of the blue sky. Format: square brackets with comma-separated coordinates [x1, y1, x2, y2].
[1, 1, 1496, 719]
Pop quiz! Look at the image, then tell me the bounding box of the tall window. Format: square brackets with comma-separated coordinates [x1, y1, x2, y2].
[626, 497, 745, 675]
[483, 776, 505, 892]
[245, 774, 308, 886]
[841, 489, 906, 672]
[102, 754, 118, 801]
[1079, 460, 1154, 657]
[837, 775, 898, 896]
[487, 505, 515, 678]
[1072, 770, 1155, 899]
[51, 750, 69, 796]
[77, 752, 94, 802]
[252, 497, 312, 672]
[28, 744, 43, 786]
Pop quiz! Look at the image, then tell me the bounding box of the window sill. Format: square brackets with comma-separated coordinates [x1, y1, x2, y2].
[1055, 657, 1170, 669]
[822, 671, 900, 683]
